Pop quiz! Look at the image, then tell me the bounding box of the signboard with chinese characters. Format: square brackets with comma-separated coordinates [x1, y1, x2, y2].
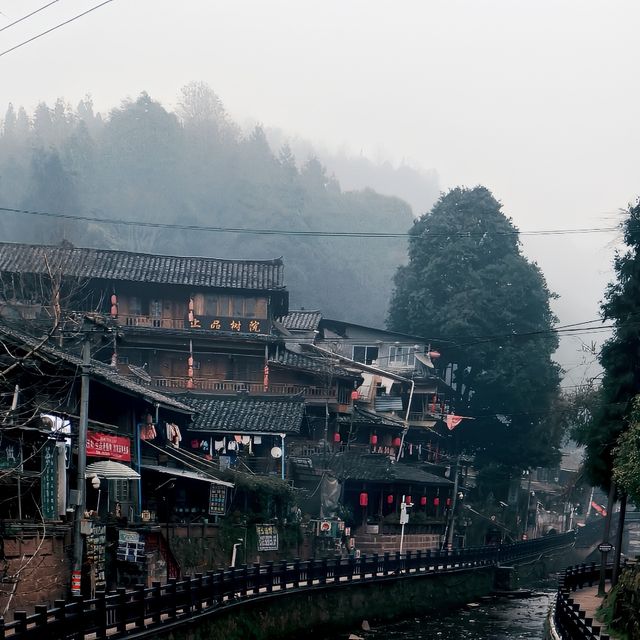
[186, 316, 270, 335]
[86, 522, 107, 594]
[87, 432, 131, 462]
[208, 484, 227, 516]
[256, 524, 279, 551]
[41, 440, 57, 520]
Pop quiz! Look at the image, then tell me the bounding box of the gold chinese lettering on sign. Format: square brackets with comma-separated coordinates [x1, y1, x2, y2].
[230, 320, 241, 331]
[210, 319, 221, 330]
[248, 320, 260, 332]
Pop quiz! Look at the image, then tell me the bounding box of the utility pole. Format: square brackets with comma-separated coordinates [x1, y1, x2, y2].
[71, 337, 90, 595]
[611, 491, 627, 587]
[598, 482, 617, 597]
[444, 453, 461, 550]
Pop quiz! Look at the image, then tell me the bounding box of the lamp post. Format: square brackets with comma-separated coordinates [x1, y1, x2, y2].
[71, 337, 90, 595]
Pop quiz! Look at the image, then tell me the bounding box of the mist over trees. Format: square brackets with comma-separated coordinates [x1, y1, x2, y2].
[0, 83, 418, 326]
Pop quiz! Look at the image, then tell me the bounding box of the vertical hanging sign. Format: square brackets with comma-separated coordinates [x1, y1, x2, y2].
[41, 440, 58, 520]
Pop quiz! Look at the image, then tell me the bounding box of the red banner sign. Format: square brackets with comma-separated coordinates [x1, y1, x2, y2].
[87, 432, 131, 462]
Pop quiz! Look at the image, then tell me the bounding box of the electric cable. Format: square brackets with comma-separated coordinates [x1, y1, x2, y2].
[0, 205, 620, 238]
[0, 0, 114, 59]
[0, 0, 60, 33]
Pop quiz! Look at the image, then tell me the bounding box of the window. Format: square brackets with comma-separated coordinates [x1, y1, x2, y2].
[112, 479, 130, 503]
[353, 345, 379, 365]
[388, 346, 415, 368]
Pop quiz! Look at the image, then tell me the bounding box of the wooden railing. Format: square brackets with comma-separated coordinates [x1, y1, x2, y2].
[2, 532, 575, 640]
[554, 563, 613, 640]
[152, 377, 340, 399]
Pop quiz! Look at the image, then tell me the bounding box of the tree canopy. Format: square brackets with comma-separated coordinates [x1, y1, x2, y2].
[388, 186, 562, 472]
[579, 200, 640, 490]
[0, 85, 417, 327]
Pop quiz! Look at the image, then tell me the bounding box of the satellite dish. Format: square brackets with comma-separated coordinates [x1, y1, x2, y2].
[270, 446, 282, 459]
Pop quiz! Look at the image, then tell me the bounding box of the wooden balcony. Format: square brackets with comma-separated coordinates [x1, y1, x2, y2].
[119, 314, 184, 329]
[151, 377, 344, 402]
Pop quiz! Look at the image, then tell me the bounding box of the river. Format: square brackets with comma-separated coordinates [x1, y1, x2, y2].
[330, 581, 556, 640]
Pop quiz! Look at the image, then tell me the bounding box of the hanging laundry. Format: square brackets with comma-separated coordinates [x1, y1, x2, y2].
[253, 435, 262, 445]
[214, 438, 225, 452]
[166, 423, 182, 448]
[227, 440, 238, 451]
[234, 435, 242, 443]
[140, 423, 157, 441]
[241, 436, 251, 445]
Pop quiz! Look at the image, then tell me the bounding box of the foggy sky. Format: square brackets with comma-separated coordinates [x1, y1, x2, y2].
[3, 0, 639, 385]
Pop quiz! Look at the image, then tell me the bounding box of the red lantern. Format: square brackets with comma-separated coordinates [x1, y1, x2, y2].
[110, 304, 118, 317]
[188, 367, 194, 378]
[188, 298, 194, 311]
[428, 351, 441, 359]
[351, 390, 359, 401]
[420, 496, 427, 506]
[370, 433, 378, 446]
[446, 497, 452, 507]
[333, 432, 341, 443]
[387, 494, 394, 505]
[393, 437, 402, 448]
[405, 495, 412, 505]
[359, 492, 368, 507]
[188, 356, 194, 367]
[433, 497, 440, 507]
[110, 294, 117, 305]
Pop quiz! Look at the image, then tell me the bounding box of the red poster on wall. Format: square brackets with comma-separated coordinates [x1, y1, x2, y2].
[87, 432, 131, 462]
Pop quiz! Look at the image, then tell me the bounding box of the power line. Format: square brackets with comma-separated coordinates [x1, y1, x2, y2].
[0, 0, 113, 59]
[0, 205, 620, 238]
[0, 0, 60, 33]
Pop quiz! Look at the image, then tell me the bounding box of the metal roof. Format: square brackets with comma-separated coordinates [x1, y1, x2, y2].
[141, 463, 233, 487]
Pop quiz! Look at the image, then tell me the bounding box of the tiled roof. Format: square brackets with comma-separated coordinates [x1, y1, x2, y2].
[177, 394, 305, 434]
[269, 348, 358, 380]
[0, 322, 192, 413]
[309, 452, 451, 486]
[281, 310, 322, 332]
[0, 242, 284, 291]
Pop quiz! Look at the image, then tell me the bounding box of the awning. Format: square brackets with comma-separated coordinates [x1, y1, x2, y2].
[141, 464, 234, 488]
[86, 460, 140, 480]
[414, 352, 435, 369]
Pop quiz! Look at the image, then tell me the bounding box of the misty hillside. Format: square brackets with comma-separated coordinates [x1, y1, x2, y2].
[0, 83, 420, 327]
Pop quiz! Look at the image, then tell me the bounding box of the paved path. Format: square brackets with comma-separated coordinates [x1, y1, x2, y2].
[572, 582, 610, 636]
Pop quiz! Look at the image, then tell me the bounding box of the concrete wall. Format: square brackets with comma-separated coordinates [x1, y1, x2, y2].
[165, 567, 496, 640]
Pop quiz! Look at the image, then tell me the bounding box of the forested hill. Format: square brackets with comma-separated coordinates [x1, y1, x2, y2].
[0, 83, 421, 326]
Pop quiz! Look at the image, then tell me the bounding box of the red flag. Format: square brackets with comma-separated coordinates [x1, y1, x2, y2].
[263, 364, 269, 391]
[446, 414, 464, 431]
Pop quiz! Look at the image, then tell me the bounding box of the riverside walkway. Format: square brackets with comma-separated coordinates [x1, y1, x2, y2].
[3, 532, 575, 640]
[552, 563, 613, 640]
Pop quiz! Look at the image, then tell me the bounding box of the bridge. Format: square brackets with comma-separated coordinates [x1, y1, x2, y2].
[3, 532, 576, 640]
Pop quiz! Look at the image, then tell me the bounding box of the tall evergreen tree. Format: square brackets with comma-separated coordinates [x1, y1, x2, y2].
[580, 200, 640, 490]
[388, 186, 562, 473]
